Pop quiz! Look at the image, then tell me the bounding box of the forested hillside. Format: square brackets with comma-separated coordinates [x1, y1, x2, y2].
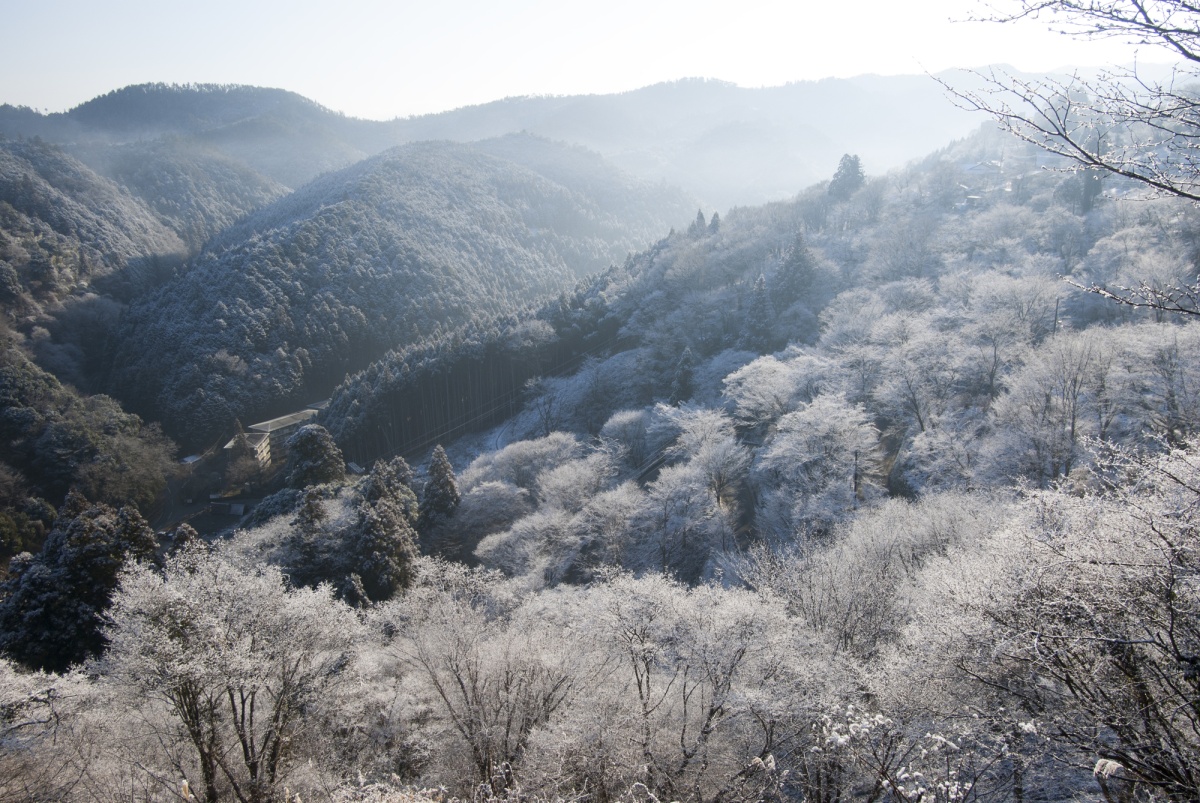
[376, 126, 1200, 583]
[6, 47, 1200, 802]
[388, 74, 983, 207]
[0, 323, 175, 575]
[1, 78, 982, 206]
[108, 136, 695, 446]
[79, 137, 289, 251]
[0, 84, 395, 189]
[0, 138, 186, 308]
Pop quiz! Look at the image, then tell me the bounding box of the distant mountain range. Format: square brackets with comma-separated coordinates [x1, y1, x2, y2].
[1, 75, 988, 208]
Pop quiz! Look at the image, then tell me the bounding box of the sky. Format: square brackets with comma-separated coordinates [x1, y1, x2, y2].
[2, 0, 1170, 120]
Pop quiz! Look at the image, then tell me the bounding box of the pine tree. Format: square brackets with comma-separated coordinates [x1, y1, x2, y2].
[828, 154, 865, 201]
[740, 275, 776, 353]
[774, 232, 817, 307]
[283, 424, 345, 489]
[687, 209, 707, 238]
[350, 495, 419, 603]
[286, 488, 327, 589]
[359, 457, 420, 529]
[420, 445, 460, 532]
[708, 211, 721, 234]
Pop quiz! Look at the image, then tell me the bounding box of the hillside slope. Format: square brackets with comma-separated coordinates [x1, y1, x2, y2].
[0, 138, 186, 310]
[110, 136, 695, 446]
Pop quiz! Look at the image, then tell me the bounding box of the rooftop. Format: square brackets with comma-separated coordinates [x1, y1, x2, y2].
[248, 409, 318, 433]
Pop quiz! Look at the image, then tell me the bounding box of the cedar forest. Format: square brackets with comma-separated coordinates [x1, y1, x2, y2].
[5, 3, 1200, 802]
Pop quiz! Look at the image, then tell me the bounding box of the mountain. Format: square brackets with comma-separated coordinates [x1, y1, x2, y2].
[0, 84, 395, 190]
[76, 137, 289, 251]
[324, 124, 1200, 584]
[0, 137, 186, 311]
[387, 75, 985, 207]
[108, 135, 696, 447]
[2, 76, 986, 207]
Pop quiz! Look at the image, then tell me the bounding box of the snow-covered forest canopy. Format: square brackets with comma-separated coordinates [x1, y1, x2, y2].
[7, 3, 1200, 800]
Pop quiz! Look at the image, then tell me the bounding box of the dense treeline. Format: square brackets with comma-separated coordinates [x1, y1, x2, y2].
[0, 137, 185, 309]
[109, 137, 693, 447]
[0, 325, 175, 572]
[394, 129, 1200, 585]
[82, 136, 289, 251]
[6, 442, 1200, 801]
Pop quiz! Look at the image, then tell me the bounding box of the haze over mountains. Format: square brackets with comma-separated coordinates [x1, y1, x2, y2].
[1, 74, 985, 208]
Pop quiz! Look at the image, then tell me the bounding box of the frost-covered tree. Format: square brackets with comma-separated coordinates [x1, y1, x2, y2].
[740, 274, 776, 353]
[379, 573, 582, 793]
[0, 491, 157, 672]
[722, 353, 822, 430]
[522, 575, 844, 803]
[100, 548, 363, 803]
[283, 423, 345, 489]
[460, 433, 581, 495]
[755, 394, 883, 536]
[349, 494, 419, 604]
[669, 346, 695, 405]
[906, 441, 1200, 800]
[0, 658, 94, 802]
[420, 445, 460, 531]
[774, 231, 817, 307]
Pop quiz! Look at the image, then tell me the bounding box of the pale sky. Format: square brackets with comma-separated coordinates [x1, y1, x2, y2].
[2, 0, 1170, 120]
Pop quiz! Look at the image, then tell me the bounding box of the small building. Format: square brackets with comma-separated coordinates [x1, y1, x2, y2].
[224, 431, 271, 467]
[223, 403, 328, 468]
[249, 409, 318, 454]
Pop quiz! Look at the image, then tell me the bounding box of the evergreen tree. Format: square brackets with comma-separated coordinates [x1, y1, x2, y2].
[740, 275, 776, 353]
[687, 209, 707, 238]
[0, 491, 157, 671]
[360, 456, 418, 520]
[828, 154, 865, 201]
[350, 494, 419, 603]
[774, 232, 817, 306]
[286, 488, 327, 589]
[283, 424, 345, 489]
[167, 522, 202, 555]
[421, 445, 460, 531]
[670, 347, 696, 405]
[708, 211, 721, 234]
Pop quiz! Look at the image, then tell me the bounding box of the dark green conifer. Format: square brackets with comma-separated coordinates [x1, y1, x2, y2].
[670, 347, 695, 405]
[774, 232, 817, 306]
[740, 275, 776, 353]
[828, 154, 865, 201]
[420, 445, 460, 532]
[0, 492, 157, 671]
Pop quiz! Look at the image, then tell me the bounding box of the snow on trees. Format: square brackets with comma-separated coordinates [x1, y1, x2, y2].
[420, 444, 460, 531]
[283, 423, 345, 489]
[100, 546, 364, 803]
[900, 441, 1200, 800]
[0, 491, 157, 672]
[827, 154, 865, 201]
[754, 394, 883, 536]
